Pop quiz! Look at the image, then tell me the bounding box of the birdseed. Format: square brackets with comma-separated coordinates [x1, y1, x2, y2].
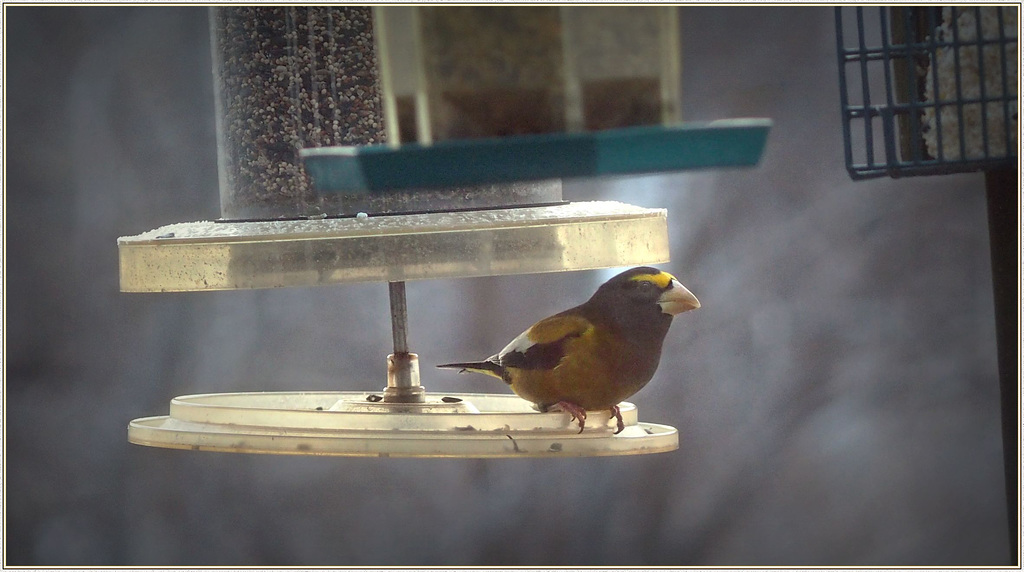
[211, 6, 384, 219]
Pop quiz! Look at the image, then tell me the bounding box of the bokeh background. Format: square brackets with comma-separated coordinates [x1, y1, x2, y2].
[4, 6, 1013, 566]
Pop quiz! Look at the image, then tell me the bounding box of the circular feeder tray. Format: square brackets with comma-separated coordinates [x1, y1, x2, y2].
[128, 392, 679, 458]
[117, 200, 668, 292]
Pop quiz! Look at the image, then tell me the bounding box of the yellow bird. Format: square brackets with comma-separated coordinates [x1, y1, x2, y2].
[438, 267, 700, 433]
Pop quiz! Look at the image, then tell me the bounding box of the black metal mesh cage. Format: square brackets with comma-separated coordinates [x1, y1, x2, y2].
[836, 6, 1019, 179]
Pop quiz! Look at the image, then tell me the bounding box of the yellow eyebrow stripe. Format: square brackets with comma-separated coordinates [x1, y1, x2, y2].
[628, 271, 676, 289]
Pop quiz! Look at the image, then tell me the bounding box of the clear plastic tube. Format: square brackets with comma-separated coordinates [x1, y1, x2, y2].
[210, 7, 384, 219]
[375, 6, 682, 143]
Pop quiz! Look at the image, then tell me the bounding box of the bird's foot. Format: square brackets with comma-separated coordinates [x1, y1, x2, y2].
[549, 401, 587, 433]
[610, 404, 625, 435]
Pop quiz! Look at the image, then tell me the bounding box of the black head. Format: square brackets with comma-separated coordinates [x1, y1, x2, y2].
[584, 267, 700, 336]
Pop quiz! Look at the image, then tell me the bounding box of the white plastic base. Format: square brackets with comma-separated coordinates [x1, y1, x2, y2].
[128, 392, 679, 458]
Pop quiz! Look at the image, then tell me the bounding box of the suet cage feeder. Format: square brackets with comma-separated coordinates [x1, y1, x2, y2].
[835, 5, 1018, 557]
[122, 6, 770, 458]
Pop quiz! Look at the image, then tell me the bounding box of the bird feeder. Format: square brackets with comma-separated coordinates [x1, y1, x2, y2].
[122, 6, 771, 457]
[835, 5, 1017, 556]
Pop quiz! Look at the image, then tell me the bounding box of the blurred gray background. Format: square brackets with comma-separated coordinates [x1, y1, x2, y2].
[4, 6, 1011, 566]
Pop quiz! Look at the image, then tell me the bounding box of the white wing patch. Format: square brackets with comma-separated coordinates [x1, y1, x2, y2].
[497, 327, 536, 360]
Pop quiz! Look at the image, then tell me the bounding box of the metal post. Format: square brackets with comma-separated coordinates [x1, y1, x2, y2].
[986, 167, 1018, 564]
[384, 281, 425, 403]
[389, 280, 409, 354]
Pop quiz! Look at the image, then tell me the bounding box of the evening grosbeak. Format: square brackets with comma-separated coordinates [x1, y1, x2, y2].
[438, 267, 700, 434]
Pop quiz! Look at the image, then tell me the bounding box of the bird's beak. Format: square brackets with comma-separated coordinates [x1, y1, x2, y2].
[658, 279, 700, 315]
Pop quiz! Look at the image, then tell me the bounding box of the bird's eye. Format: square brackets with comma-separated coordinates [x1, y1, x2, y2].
[626, 280, 655, 292]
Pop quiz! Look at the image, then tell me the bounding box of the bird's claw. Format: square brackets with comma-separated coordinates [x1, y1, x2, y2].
[548, 402, 625, 434]
[610, 404, 625, 435]
[550, 401, 587, 433]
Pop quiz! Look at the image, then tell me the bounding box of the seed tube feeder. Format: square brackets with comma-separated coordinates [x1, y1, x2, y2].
[122, 6, 770, 457]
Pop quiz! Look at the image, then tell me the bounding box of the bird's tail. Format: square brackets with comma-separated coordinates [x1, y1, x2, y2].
[436, 359, 505, 380]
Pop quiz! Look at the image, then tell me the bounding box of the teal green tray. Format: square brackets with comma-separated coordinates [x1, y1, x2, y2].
[300, 119, 771, 193]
